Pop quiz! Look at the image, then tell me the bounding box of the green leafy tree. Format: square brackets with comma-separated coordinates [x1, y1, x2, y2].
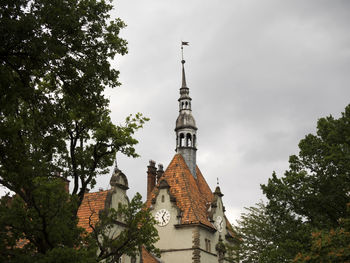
[293, 204, 350, 263]
[233, 201, 309, 263]
[0, 0, 154, 262]
[262, 105, 350, 229]
[0, 178, 96, 263]
[259, 104, 350, 261]
[225, 241, 241, 263]
[92, 193, 160, 263]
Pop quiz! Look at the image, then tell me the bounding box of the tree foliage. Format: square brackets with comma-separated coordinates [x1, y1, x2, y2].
[233, 201, 310, 263]
[293, 203, 350, 263]
[262, 105, 350, 230]
[0, 178, 95, 263]
[93, 193, 160, 263]
[0, 0, 154, 261]
[235, 104, 350, 262]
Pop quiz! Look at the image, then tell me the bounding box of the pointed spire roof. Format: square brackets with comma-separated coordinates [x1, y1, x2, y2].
[181, 60, 187, 88]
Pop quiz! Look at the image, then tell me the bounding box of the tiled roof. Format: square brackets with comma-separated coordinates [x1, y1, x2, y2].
[77, 190, 108, 232]
[225, 216, 236, 238]
[196, 166, 214, 204]
[142, 247, 161, 263]
[147, 154, 215, 228]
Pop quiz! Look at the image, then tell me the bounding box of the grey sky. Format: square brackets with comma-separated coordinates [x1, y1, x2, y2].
[97, 0, 350, 222]
[1, 0, 348, 223]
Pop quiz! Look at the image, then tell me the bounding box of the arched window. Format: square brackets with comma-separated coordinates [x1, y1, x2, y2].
[185, 101, 188, 109]
[180, 133, 185, 147]
[181, 102, 184, 109]
[186, 133, 192, 147]
[193, 134, 196, 147]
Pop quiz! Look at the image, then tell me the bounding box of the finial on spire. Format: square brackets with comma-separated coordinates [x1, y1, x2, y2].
[181, 61, 187, 88]
[181, 41, 189, 61]
[113, 154, 119, 173]
[217, 177, 219, 186]
[181, 41, 189, 88]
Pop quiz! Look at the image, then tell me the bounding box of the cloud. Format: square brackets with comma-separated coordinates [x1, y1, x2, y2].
[3, 1, 349, 224]
[98, 0, 350, 222]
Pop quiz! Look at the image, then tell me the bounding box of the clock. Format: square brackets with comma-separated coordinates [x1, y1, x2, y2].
[155, 209, 171, 227]
[215, 216, 224, 232]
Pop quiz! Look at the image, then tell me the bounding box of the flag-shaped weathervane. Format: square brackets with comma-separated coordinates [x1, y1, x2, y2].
[181, 41, 189, 60]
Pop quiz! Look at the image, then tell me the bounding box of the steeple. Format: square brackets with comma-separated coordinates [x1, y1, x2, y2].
[182, 60, 187, 88]
[175, 54, 197, 178]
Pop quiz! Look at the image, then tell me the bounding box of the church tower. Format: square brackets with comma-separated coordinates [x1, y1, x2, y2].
[175, 59, 197, 178]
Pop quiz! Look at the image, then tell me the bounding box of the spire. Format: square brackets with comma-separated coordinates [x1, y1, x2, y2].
[175, 42, 197, 178]
[113, 154, 119, 173]
[181, 60, 187, 88]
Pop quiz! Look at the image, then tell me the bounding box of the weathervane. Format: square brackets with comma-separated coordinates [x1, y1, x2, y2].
[217, 177, 219, 186]
[181, 41, 189, 61]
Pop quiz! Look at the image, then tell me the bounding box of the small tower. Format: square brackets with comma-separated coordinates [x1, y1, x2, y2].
[175, 59, 197, 178]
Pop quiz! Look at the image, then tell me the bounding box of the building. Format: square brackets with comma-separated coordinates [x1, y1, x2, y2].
[77, 58, 237, 263]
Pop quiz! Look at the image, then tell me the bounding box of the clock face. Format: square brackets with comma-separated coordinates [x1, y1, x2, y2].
[215, 216, 224, 232]
[155, 209, 171, 227]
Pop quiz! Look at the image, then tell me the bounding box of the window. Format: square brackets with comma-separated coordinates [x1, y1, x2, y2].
[180, 133, 185, 147]
[161, 195, 165, 203]
[205, 238, 211, 252]
[186, 133, 192, 147]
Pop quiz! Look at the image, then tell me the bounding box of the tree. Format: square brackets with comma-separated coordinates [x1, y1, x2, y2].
[0, 0, 154, 261]
[259, 104, 350, 261]
[234, 105, 350, 262]
[0, 179, 97, 263]
[293, 204, 350, 263]
[93, 193, 160, 263]
[233, 201, 310, 263]
[262, 105, 350, 229]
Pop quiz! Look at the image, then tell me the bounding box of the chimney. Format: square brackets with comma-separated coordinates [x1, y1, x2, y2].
[147, 160, 157, 201]
[156, 164, 164, 183]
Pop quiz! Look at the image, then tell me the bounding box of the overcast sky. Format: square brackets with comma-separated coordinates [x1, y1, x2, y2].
[97, 0, 350, 223]
[2, 0, 348, 224]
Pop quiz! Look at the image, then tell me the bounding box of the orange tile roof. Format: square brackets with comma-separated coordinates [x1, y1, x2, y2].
[77, 190, 108, 232]
[142, 247, 160, 263]
[225, 216, 236, 238]
[196, 166, 214, 204]
[147, 154, 215, 228]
